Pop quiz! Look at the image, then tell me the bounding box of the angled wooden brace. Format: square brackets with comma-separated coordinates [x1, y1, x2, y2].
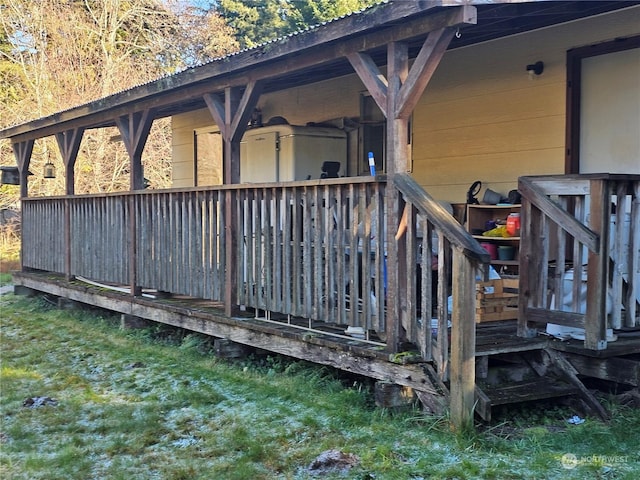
[55, 127, 85, 195]
[115, 108, 156, 190]
[12, 140, 35, 198]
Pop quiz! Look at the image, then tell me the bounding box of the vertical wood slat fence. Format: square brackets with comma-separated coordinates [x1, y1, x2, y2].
[136, 190, 226, 300]
[235, 178, 387, 334]
[20, 177, 490, 369]
[393, 174, 490, 378]
[518, 174, 640, 350]
[22, 199, 66, 273]
[21, 189, 227, 301]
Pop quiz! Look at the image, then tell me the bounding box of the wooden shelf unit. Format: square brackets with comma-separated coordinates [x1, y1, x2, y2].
[467, 204, 521, 275]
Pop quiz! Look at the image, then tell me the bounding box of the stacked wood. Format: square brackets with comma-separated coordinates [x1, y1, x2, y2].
[475, 278, 518, 323]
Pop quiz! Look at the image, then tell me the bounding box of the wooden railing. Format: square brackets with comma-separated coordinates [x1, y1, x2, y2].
[22, 189, 228, 300]
[235, 177, 386, 333]
[518, 174, 640, 350]
[393, 174, 490, 374]
[21, 175, 490, 429]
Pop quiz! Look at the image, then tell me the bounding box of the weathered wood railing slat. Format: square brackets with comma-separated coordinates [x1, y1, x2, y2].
[22, 199, 65, 273]
[519, 175, 640, 349]
[135, 190, 226, 300]
[235, 179, 387, 334]
[392, 174, 490, 371]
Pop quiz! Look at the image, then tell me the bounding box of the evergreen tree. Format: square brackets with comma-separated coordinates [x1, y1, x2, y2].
[217, 0, 378, 49]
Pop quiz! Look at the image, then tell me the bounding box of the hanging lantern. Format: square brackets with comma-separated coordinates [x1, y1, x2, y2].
[43, 160, 56, 179]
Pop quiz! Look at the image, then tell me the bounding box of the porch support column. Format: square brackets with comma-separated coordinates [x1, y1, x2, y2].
[585, 179, 611, 350]
[55, 127, 85, 281]
[385, 41, 410, 354]
[55, 127, 84, 196]
[12, 140, 34, 199]
[347, 25, 458, 352]
[204, 80, 264, 316]
[348, 16, 474, 431]
[115, 109, 155, 191]
[115, 109, 156, 297]
[12, 140, 34, 274]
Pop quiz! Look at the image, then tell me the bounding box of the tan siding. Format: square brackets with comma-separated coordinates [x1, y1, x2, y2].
[412, 6, 640, 203]
[170, 76, 364, 186]
[261, 74, 362, 125]
[169, 7, 639, 194]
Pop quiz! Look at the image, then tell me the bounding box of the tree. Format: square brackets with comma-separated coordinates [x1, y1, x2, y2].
[0, 0, 238, 202]
[217, 0, 378, 49]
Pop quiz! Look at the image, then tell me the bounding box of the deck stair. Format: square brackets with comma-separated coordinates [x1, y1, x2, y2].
[474, 349, 608, 422]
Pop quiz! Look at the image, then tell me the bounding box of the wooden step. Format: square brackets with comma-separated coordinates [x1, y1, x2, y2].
[475, 378, 579, 421]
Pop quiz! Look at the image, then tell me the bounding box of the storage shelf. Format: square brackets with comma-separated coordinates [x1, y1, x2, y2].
[491, 259, 519, 266]
[467, 203, 521, 275]
[473, 235, 520, 241]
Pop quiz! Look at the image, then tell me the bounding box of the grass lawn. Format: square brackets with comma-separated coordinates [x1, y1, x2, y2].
[1, 293, 639, 479]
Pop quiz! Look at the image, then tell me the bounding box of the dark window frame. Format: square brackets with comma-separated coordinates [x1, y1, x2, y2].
[565, 35, 640, 174]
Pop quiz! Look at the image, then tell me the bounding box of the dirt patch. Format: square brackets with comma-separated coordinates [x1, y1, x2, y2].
[23, 396, 58, 408]
[307, 449, 359, 476]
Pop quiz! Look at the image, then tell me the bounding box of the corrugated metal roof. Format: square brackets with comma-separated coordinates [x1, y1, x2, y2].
[2, 0, 638, 140]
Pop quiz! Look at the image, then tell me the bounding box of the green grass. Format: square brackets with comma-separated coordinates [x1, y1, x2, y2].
[1, 294, 639, 479]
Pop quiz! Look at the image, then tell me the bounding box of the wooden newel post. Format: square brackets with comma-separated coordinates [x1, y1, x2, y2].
[585, 178, 610, 350]
[56, 128, 84, 282]
[115, 110, 155, 297]
[449, 249, 476, 431]
[205, 82, 263, 317]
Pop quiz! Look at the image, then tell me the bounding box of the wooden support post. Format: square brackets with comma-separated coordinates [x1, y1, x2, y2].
[518, 198, 539, 338]
[12, 140, 34, 199]
[449, 249, 476, 431]
[374, 381, 416, 410]
[115, 110, 155, 297]
[224, 87, 242, 318]
[205, 82, 263, 318]
[12, 140, 34, 274]
[56, 128, 84, 281]
[349, 21, 460, 352]
[585, 179, 610, 350]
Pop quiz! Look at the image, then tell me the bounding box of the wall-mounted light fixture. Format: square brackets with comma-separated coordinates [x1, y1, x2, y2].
[526, 61, 544, 77]
[43, 159, 56, 179]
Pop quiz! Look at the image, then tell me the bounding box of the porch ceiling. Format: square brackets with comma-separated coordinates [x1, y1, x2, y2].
[1, 0, 638, 143]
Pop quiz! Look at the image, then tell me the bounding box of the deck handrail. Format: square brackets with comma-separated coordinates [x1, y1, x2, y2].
[394, 173, 491, 265]
[19, 175, 386, 203]
[392, 173, 489, 429]
[518, 174, 640, 350]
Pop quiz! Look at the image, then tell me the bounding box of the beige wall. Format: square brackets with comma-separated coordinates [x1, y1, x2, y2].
[171, 6, 640, 199]
[412, 6, 640, 202]
[171, 76, 364, 186]
[172, 109, 215, 187]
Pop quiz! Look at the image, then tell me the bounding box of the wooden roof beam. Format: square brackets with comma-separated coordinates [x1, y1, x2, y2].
[396, 27, 456, 119]
[347, 52, 389, 118]
[55, 127, 85, 195]
[12, 140, 34, 198]
[0, 6, 476, 144]
[115, 109, 155, 190]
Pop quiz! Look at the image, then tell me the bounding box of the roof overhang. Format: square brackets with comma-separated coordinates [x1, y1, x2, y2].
[1, 0, 638, 143]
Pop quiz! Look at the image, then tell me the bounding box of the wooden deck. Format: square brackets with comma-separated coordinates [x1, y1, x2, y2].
[13, 269, 640, 422]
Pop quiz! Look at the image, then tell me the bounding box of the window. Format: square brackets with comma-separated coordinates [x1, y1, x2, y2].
[194, 128, 223, 186]
[359, 93, 385, 175]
